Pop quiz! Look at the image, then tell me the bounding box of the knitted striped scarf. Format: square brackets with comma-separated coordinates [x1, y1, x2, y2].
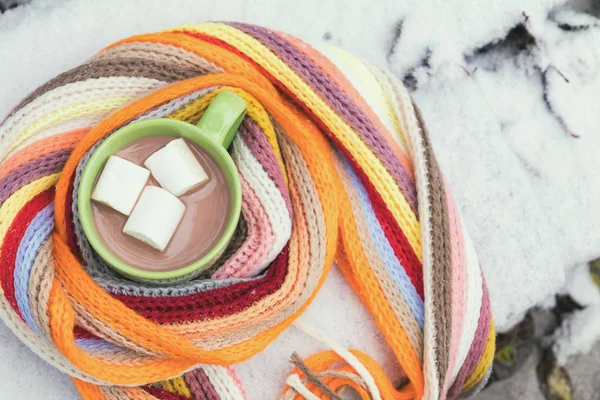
[0, 23, 494, 399]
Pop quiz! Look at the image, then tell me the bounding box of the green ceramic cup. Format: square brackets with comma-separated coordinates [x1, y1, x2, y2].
[78, 91, 246, 282]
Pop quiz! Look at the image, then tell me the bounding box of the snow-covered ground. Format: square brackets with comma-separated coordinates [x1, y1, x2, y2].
[1, 0, 599, 398]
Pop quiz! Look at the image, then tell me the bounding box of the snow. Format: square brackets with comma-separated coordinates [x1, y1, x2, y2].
[553, 305, 600, 364]
[386, 0, 566, 88]
[563, 264, 600, 307]
[552, 264, 600, 364]
[1, 0, 600, 398]
[413, 2, 600, 331]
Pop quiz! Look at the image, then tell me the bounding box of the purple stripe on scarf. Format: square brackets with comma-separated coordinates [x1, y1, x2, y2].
[185, 369, 220, 400]
[228, 22, 418, 214]
[447, 281, 492, 399]
[238, 119, 292, 215]
[0, 150, 70, 204]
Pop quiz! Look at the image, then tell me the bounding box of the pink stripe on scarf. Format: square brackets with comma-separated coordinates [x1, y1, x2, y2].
[212, 175, 275, 279]
[238, 120, 292, 216]
[227, 367, 248, 398]
[447, 282, 491, 398]
[441, 182, 468, 399]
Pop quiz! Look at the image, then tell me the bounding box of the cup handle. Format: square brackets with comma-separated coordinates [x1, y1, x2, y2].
[196, 91, 247, 149]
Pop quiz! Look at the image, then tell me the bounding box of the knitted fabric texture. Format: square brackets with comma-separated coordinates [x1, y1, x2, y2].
[0, 23, 494, 400]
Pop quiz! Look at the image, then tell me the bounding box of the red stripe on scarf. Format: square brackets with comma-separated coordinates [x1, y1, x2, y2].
[0, 189, 54, 316]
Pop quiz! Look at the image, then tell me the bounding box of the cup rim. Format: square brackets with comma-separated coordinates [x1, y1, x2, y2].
[77, 118, 242, 281]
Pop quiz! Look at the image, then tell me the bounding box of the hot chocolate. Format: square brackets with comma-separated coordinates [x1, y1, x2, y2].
[91, 136, 231, 272]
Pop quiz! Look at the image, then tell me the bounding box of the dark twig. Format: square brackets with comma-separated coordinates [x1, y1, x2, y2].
[458, 64, 472, 77]
[386, 19, 405, 64]
[547, 65, 570, 83]
[540, 68, 579, 138]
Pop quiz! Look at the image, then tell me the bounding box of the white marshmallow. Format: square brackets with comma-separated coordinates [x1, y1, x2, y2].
[91, 155, 150, 216]
[144, 138, 208, 196]
[123, 186, 185, 251]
